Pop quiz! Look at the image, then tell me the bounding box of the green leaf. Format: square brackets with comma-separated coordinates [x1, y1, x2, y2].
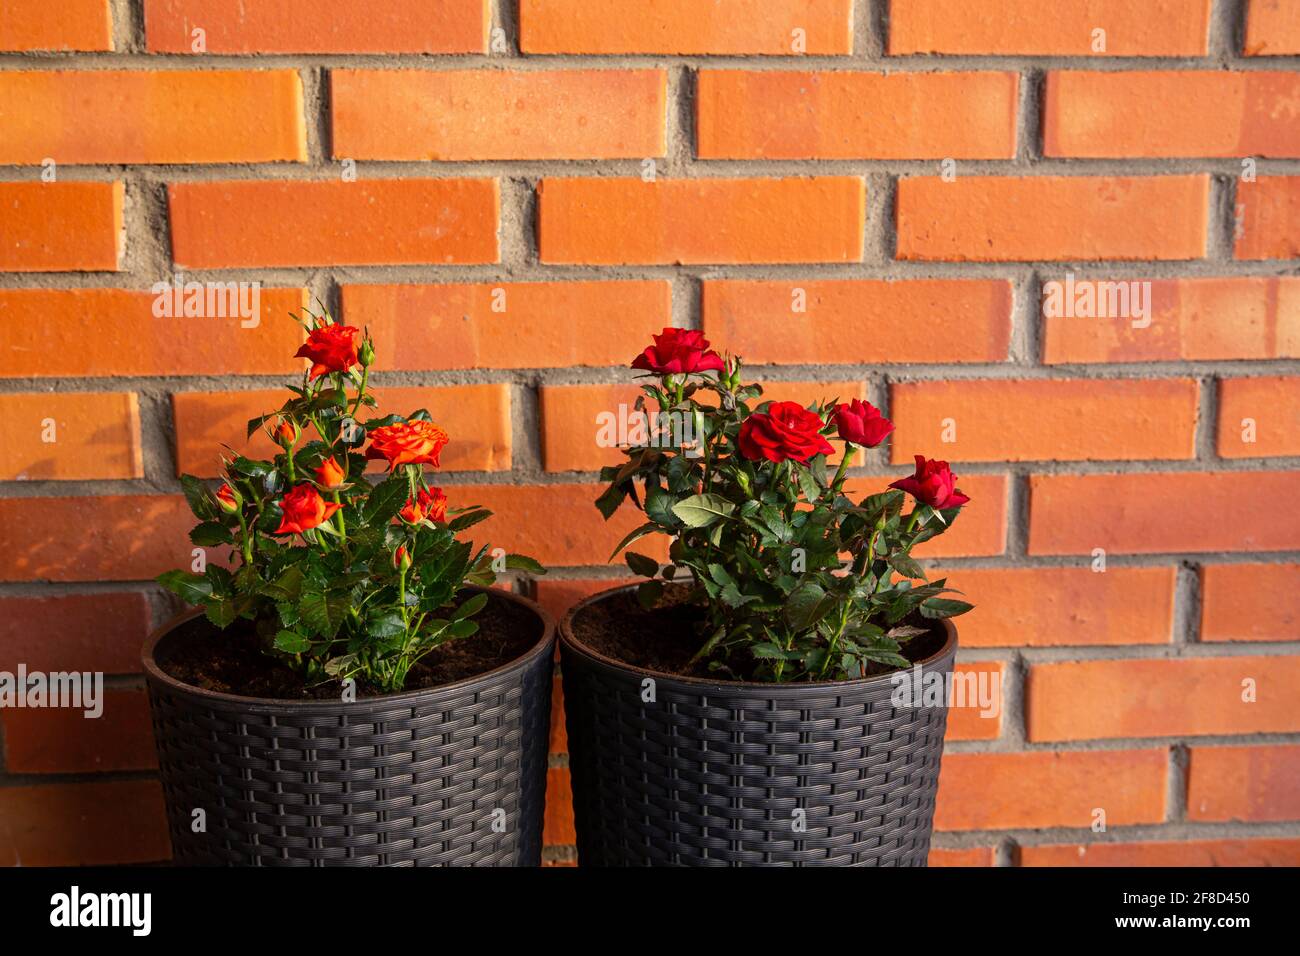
[273, 629, 312, 654]
[636, 579, 664, 609]
[887, 553, 927, 580]
[594, 482, 627, 520]
[920, 598, 974, 619]
[503, 553, 546, 575]
[452, 592, 488, 621]
[299, 590, 351, 640]
[180, 475, 217, 521]
[625, 551, 660, 577]
[671, 493, 735, 529]
[261, 565, 305, 603]
[607, 522, 660, 561]
[203, 599, 238, 628]
[365, 612, 406, 640]
[362, 474, 409, 526]
[445, 619, 479, 639]
[156, 570, 213, 605]
[644, 486, 678, 527]
[447, 508, 491, 532]
[189, 521, 234, 547]
[785, 581, 831, 632]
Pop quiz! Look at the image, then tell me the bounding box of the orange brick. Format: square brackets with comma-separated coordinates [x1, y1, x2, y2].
[333, 69, 665, 161]
[1218, 376, 1300, 458]
[850, 474, 1007, 558]
[0, 780, 170, 866]
[0, 181, 122, 272]
[0, 393, 141, 480]
[1245, 0, 1300, 55]
[1027, 656, 1300, 741]
[537, 177, 864, 265]
[944, 567, 1175, 647]
[520, 0, 852, 55]
[341, 281, 671, 371]
[1022, 838, 1300, 867]
[1201, 563, 1300, 643]
[0, 0, 111, 51]
[144, 0, 487, 53]
[891, 379, 1197, 463]
[697, 71, 1017, 159]
[889, 0, 1210, 56]
[1045, 71, 1300, 159]
[1029, 471, 1300, 554]
[172, 384, 512, 477]
[1042, 276, 1300, 363]
[897, 176, 1208, 262]
[534, 578, 637, 624]
[0, 495, 196, 582]
[945, 662, 1004, 742]
[1187, 744, 1300, 822]
[2, 689, 156, 773]
[169, 179, 498, 268]
[1236, 177, 1300, 260]
[543, 766, 575, 845]
[549, 676, 566, 753]
[0, 288, 307, 378]
[929, 846, 996, 866]
[935, 750, 1166, 831]
[702, 279, 1013, 364]
[0, 593, 151, 673]
[540, 379, 865, 473]
[0, 70, 305, 165]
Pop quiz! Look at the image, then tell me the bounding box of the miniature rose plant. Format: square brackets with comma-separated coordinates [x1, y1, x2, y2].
[598, 328, 972, 683]
[158, 310, 543, 694]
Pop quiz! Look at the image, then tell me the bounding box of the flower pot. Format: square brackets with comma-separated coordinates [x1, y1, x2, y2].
[560, 585, 957, 866]
[143, 587, 555, 866]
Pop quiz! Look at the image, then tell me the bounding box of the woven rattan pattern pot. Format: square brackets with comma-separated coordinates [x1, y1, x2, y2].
[561, 585, 956, 866]
[144, 587, 554, 867]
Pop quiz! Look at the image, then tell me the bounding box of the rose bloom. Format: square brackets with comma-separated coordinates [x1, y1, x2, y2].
[631, 328, 725, 375]
[273, 483, 342, 535]
[398, 487, 448, 524]
[313, 456, 346, 489]
[365, 420, 450, 470]
[889, 456, 971, 510]
[272, 418, 298, 446]
[295, 325, 361, 380]
[833, 399, 894, 448]
[215, 482, 239, 513]
[738, 401, 835, 464]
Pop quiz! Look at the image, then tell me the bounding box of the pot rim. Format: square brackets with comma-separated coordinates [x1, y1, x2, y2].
[142, 584, 556, 711]
[559, 582, 958, 693]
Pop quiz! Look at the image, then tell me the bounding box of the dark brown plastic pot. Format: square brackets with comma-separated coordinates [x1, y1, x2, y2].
[143, 587, 555, 867]
[560, 584, 957, 867]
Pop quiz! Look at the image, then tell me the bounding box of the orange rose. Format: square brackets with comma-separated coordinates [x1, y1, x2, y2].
[365, 420, 450, 470]
[295, 325, 360, 380]
[313, 456, 346, 489]
[272, 418, 298, 447]
[398, 487, 448, 524]
[273, 483, 342, 535]
[215, 482, 240, 513]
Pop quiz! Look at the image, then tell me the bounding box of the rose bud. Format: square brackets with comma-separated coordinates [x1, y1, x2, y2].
[631, 328, 726, 375]
[397, 487, 447, 525]
[358, 337, 376, 369]
[888, 456, 972, 510]
[294, 324, 361, 380]
[273, 418, 299, 447]
[393, 545, 412, 572]
[833, 399, 895, 449]
[313, 456, 346, 489]
[272, 483, 342, 536]
[215, 482, 241, 513]
[738, 401, 835, 464]
[365, 420, 450, 471]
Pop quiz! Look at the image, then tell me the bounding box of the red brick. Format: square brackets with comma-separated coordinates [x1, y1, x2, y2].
[0, 70, 305, 165]
[537, 177, 864, 265]
[333, 69, 665, 161]
[888, 0, 1210, 56]
[944, 567, 1175, 647]
[897, 176, 1208, 262]
[533, 578, 635, 623]
[945, 662, 1004, 742]
[0, 181, 122, 272]
[1187, 744, 1300, 822]
[929, 846, 996, 866]
[1029, 471, 1300, 554]
[0, 593, 151, 674]
[0, 0, 111, 51]
[1027, 656, 1300, 741]
[0, 780, 170, 866]
[935, 750, 1166, 831]
[1201, 563, 1300, 643]
[173, 384, 512, 477]
[144, 0, 487, 54]
[1245, 0, 1300, 55]
[1042, 276, 1300, 363]
[2, 689, 156, 773]
[890, 378, 1198, 463]
[1218, 376, 1300, 458]
[1045, 71, 1300, 159]
[1022, 838, 1300, 866]
[169, 179, 499, 268]
[702, 279, 1013, 365]
[520, 0, 852, 55]
[341, 281, 670, 371]
[0, 392, 142, 480]
[543, 766, 575, 845]
[0, 496, 196, 582]
[1235, 177, 1300, 260]
[697, 71, 1017, 159]
[0, 288, 308, 378]
[847, 474, 1006, 558]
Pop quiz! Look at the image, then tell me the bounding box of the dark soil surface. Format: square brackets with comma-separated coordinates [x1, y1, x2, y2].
[571, 585, 948, 682]
[155, 590, 543, 700]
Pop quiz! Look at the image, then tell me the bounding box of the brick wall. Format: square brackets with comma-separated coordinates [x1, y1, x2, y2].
[1, 0, 1298, 866]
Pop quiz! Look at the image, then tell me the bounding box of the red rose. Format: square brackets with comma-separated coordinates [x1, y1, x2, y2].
[738, 401, 834, 464]
[273, 483, 342, 535]
[631, 328, 725, 375]
[365, 420, 450, 470]
[295, 325, 360, 380]
[272, 418, 298, 447]
[313, 456, 345, 489]
[398, 487, 447, 524]
[889, 456, 971, 510]
[833, 399, 894, 448]
[215, 482, 240, 513]
[393, 544, 411, 571]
